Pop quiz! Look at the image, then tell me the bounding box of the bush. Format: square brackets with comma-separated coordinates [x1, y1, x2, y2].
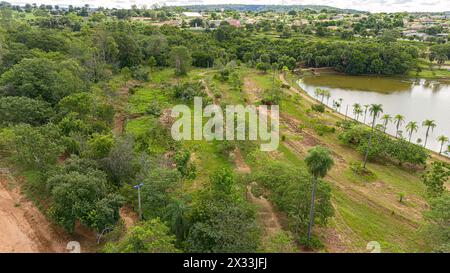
[173, 82, 206, 102]
[314, 124, 335, 136]
[146, 101, 162, 116]
[0, 96, 54, 126]
[338, 123, 428, 166]
[131, 66, 150, 82]
[311, 104, 325, 113]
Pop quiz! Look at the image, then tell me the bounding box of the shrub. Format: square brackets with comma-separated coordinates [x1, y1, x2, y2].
[311, 104, 325, 113]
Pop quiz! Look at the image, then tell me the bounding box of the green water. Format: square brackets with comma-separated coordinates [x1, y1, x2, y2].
[299, 73, 450, 154]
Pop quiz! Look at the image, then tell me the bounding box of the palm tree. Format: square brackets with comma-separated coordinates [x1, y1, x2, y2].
[165, 198, 190, 245]
[333, 100, 340, 111]
[319, 89, 326, 103]
[314, 88, 321, 99]
[305, 146, 334, 242]
[363, 104, 383, 168]
[325, 90, 331, 106]
[437, 135, 449, 155]
[393, 114, 405, 138]
[381, 114, 391, 133]
[422, 119, 437, 148]
[363, 104, 370, 124]
[406, 121, 418, 142]
[352, 103, 362, 121]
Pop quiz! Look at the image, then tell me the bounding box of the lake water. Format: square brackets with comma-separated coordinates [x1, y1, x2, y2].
[297, 73, 450, 155]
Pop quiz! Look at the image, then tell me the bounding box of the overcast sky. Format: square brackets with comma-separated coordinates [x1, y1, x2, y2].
[8, 0, 450, 13]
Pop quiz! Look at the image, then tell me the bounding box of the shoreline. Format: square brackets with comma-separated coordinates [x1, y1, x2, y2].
[280, 73, 450, 162]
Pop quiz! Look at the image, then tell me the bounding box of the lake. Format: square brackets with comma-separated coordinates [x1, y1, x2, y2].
[297, 73, 450, 155]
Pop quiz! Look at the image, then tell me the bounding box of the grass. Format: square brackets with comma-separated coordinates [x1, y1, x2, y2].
[127, 87, 170, 115]
[238, 68, 431, 252]
[408, 58, 450, 79]
[124, 64, 433, 252]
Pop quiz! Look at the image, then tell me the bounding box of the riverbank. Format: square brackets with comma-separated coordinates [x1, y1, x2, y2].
[285, 73, 450, 162]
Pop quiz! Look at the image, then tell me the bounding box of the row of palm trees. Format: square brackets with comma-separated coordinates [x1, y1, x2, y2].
[351, 103, 449, 154]
[312, 89, 449, 156]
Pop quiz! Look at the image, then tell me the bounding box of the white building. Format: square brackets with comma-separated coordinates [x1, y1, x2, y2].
[182, 12, 202, 18]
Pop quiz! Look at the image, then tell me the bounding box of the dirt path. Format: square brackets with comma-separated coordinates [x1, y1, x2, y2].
[234, 149, 283, 237]
[119, 205, 139, 231]
[233, 148, 251, 174]
[113, 80, 139, 135]
[243, 77, 261, 103]
[0, 169, 69, 253]
[247, 183, 282, 237]
[112, 80, 140, 229]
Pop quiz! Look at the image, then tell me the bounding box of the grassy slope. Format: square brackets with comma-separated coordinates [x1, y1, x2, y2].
[241, 69, 429, 252]
[125, 68, 234, 192]
[125, 66, 432, 253]
[409, 58, 450, 79]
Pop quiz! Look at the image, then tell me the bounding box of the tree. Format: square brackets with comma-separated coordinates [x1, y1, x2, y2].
[164, 197, 191, 246]
[251, 160, 333, 243]
[101, 136, 138, 186]
[422, 119, 437, 148]
[103, 219, 179, 253]
[381, 114, 391, 133]
[115, 33, 143, 68]
[186, 168, 259, 253]
[170, 46, 192, 76]
[437, 136, 449, 155]
[393, 114, 405, 138]
[256, 61, 270, 73]
[47, 167, 123, 233]
[363, 104, 369, 124]
[10, 124, 63, 170]
[352, 103, 362, 121]
[304, 146, 334, 242]
[422, 193, 450, 252]
[85, 133, 115, 159]
[0, 57, 85, 104]
[0, 96, 53, 126]
[363, 104, 383, 168]
[140, 167, 180, 220]
[422, 161, 450, 197]
[406, 121, 418, 142]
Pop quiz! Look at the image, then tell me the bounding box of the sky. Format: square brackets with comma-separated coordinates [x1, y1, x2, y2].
[7, 0, 450, 13]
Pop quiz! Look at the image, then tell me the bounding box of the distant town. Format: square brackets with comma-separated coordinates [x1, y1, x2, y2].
[1, 3, 449, 43]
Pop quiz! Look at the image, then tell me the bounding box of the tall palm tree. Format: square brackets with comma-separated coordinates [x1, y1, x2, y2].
[325, 90, 331, 106]
[406, 121, 418, 142]
[422, 119, 437, 148]
[314, 88, 321, 99]
[363, 104, 370, 124]
[381, 114, 392, 133]
[352, 103, 362, 121]
[305, 146, 334, 242]
[319, 89, 326, 103]
[437, 135, 449, 155]
[363, 104, 383, 168]
[393, 114, 405, 138]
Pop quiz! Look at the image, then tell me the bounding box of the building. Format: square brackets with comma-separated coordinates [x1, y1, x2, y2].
[227, 19, 241, 27]
[182, 12, 202, 18]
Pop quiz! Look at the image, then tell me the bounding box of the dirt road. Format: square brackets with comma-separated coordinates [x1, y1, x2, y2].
[0, 169, 68, 253]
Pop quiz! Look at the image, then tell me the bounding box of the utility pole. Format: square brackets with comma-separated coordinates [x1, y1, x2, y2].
[134, 183, 144, 220]
[345, 104, 349, 120]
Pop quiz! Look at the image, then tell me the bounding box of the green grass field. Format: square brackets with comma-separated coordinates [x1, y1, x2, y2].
[123, 65, 436, 252]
